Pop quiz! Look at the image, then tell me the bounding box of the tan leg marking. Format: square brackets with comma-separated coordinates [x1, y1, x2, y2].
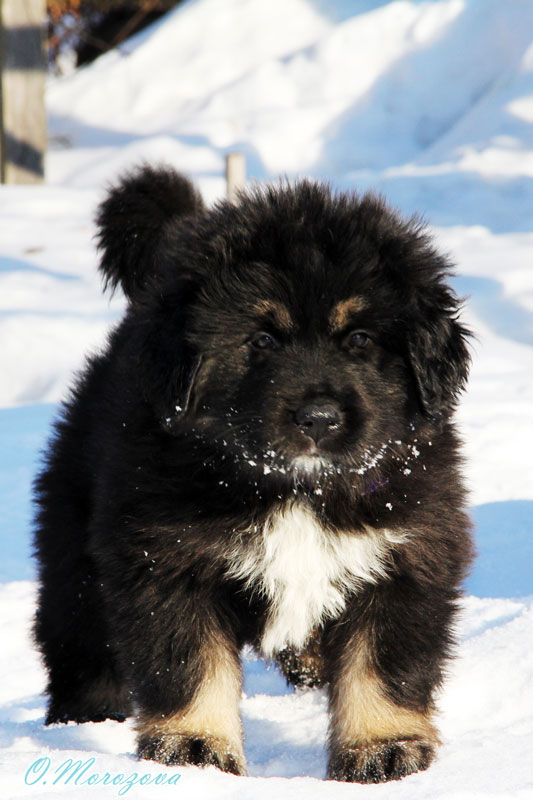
[329, 640, 439, 748]
[137, 634, 245, 773]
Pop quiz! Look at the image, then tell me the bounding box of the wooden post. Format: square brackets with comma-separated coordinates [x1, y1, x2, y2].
[0, 0, 47, 184]
[225, 152, 246, 203]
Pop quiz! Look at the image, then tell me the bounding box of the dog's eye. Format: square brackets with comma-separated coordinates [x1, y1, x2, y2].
[250, 332, 278, 351]
[347, 331, 370, 350]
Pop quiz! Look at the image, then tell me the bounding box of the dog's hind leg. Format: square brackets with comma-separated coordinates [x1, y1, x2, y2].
[35, 550, 132, 724]
[275, 630, 326, 689]
[34, 429, 131, 725]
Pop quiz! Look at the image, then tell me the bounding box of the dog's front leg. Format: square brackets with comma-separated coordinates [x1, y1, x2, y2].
[325, 580, 445, 783]
[125, 602, 246, 774]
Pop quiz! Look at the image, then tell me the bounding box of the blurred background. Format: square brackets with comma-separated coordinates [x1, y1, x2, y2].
[0, 2, 532, 795]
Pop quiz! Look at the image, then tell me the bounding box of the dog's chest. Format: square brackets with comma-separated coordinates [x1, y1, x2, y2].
[225, 505, 394, 656]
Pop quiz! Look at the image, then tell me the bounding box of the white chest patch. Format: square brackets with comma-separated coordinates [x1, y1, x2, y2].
[225, 505, 405, 657]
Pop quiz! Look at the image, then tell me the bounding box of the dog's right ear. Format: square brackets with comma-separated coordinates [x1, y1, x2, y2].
[96, 164, 204, 302]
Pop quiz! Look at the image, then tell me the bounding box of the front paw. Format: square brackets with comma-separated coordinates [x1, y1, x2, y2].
[138, 732, 246, 775]
[328, 739, 436, 783]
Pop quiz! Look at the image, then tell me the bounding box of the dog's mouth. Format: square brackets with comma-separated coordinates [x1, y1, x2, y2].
[186, 397, 367, 480]
[290, 453, 332, 475]
[262, 440, 347, 480]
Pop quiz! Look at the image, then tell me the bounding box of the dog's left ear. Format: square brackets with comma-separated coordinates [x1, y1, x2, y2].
[406, 283, 471, 421]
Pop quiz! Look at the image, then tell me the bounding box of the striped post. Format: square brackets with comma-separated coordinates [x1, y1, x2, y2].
[0, 0, 47, 183]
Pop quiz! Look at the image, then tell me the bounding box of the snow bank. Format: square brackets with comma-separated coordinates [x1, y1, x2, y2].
[46, 0, 533, 231]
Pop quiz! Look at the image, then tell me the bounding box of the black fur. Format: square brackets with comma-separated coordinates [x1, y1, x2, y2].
[96, 164, 204, 302]
[34, 165, 474, 782]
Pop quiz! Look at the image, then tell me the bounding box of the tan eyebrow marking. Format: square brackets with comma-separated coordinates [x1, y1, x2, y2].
[252, 300, 294, 332]
[329, 297, 368, 332]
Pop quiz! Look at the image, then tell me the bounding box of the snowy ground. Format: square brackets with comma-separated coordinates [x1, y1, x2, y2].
[1, 1, 532, 797]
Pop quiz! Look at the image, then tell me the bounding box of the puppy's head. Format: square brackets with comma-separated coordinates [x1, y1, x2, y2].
[97, 167, 470, 480]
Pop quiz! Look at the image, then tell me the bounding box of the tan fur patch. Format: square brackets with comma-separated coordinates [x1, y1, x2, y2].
[329, 639, 439, 749]
[329, 297, 368, 332]
[138, 634, 245, 771]
[252, 299, 294, 332]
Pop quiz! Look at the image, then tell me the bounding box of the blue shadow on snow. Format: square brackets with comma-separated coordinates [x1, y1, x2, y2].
[465, 501, 533, 598]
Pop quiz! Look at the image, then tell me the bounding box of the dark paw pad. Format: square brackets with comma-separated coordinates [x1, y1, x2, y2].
[328, 739, 435, 783]
[138, 733, 245, 775]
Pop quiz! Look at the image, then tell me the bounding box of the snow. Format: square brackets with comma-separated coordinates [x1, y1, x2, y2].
[1, 0, 532, 797]
[2, 583, 533, 798]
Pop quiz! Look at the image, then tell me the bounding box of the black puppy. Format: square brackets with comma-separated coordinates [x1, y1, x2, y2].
[34, 165, 473, 783]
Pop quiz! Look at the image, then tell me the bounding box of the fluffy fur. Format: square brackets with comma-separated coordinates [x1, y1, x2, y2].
[34, 165, 474, 783]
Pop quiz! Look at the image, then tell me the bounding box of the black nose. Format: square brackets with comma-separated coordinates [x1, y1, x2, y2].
[293, 399, 343, 444]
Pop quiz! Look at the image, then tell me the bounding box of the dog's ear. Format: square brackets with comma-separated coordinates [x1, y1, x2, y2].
[135, 283, 203, 430]
[96, 164, 204, 302]
[406, 284, 471, 421]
